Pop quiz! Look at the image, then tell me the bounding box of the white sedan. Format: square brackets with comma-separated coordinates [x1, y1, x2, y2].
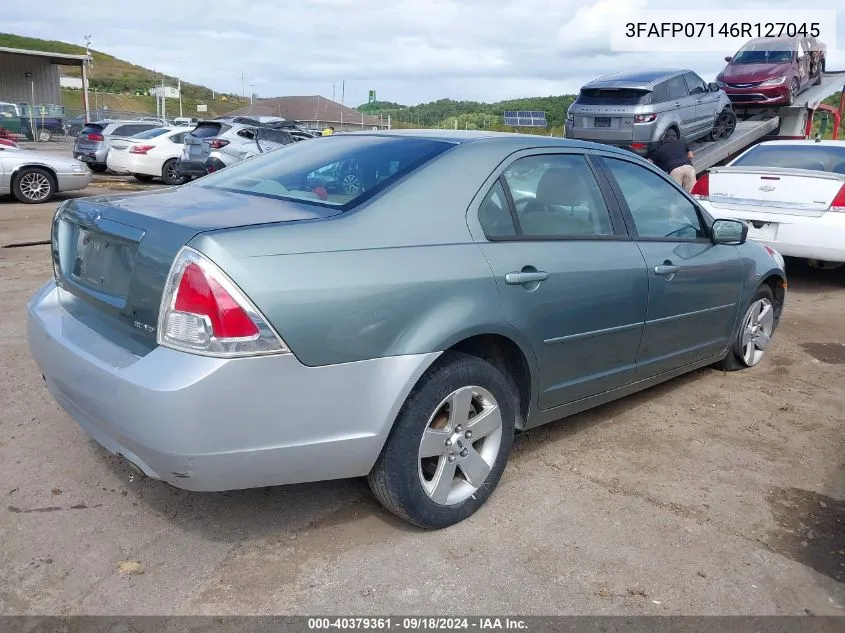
[106, 126, 195, 186]
[693, 140, 845, 269]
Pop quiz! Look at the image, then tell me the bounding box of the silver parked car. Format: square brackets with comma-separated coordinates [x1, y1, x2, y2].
[177, 118, 294, 178]
[73, 120, 168, 173]
[0, 145, 92, 203]
[565, 69, 737, 156]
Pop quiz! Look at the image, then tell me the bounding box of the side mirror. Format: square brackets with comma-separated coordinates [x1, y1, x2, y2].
[712, 219, 747, 245]
[724, 56, 733, 63]
[708, 82, 720, 92]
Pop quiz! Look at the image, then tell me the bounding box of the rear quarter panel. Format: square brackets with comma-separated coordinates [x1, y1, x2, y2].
[187, 139, 541, 369]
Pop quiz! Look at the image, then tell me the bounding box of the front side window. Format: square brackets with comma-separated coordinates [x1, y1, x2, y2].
[601, 157, 705, 239]
[196, 135, 454, 208]
[683, 72, 707, 96]
[500, 154, 614, 237]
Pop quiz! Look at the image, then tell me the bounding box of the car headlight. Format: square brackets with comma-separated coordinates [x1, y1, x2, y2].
[760, 75, 787, 86]
[71, 163, 86, 173]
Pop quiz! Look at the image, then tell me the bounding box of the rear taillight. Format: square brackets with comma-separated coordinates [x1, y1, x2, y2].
[207, 139, 230, 149]
[86, 133, 104, 141]
[634, 114, 657, 123]
[691, 173, 710, 200]
[630, 143, 647, 150]
[129, 145, 154, 155]
[157, 247, 288, 357]
[829, 183, 845, 213]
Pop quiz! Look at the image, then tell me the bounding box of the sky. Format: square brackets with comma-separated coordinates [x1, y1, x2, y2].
[4, 0, 844, 107]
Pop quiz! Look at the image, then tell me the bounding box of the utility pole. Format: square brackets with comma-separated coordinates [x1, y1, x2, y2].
[178, 77, 183, 117]
[340, 80, 345, 130]
[241, 73, 245, 100]
[82, 34, 92, 122]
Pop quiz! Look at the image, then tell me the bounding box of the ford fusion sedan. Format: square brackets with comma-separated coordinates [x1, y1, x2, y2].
[27, 131, 786, 529]
[716, 36, 827, 107]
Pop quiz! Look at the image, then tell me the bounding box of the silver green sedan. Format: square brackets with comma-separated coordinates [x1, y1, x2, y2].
[27, 131, 786, 529]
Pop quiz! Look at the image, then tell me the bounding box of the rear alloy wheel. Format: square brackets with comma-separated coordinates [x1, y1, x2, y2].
[368, 352, 516, 529]
[662, 127, 679, 143]
[707, 109, 737, 142]
[161, 159, 188, 186]
[12, 167, 56, 204]
[133, 173, 155, 183]
[722, 285, 776, 371]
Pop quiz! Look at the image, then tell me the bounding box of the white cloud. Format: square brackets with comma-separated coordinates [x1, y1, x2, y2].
[3, 0, 843, 106]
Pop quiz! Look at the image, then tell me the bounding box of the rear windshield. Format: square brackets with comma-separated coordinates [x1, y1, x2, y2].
[196, 135, 454, 209]
[578, 88, 652, 105]
[732, 43, 794, 64]
[732, 145, 845, 173]
[190, 123, 224, 138]
[80, 124, 105, 135]
[131, 127, 171, 140]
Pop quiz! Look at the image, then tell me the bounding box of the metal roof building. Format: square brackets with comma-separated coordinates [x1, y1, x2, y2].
[0, 45, 90, 106]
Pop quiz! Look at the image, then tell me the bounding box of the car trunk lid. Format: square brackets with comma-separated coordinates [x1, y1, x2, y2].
[52, 185, 336, 350]
[182, 122, 226, 162]
[570, 87, 650, 135]
[705, 166, 845, 217]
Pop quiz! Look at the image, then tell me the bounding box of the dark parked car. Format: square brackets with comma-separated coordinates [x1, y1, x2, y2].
[716, 36, 827, 107]
[28, 131, 786, 529]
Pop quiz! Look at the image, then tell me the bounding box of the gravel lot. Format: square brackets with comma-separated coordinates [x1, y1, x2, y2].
[1, 175, 844, 615]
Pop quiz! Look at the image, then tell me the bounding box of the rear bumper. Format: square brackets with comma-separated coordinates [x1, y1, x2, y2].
[176, 160, 210, 178]
[27, 282, 439, 491]
[73, 146, 107, 166]
[699, 202, 845, 263]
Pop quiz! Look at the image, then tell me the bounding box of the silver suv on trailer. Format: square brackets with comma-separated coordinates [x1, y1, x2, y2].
[565, 69, 737, 156]
[73, 119, 168, 173]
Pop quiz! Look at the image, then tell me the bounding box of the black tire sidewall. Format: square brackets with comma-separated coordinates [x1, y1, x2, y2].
[12, 167, 55, 204]
[161, 159, 185, 186]
[370, 352, 516, 529]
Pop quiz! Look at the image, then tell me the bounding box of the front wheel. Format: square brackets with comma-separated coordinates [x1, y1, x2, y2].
[368, 352, 516, 529]
[787, 78, 799, 106]
[721, 285, 776, 371]
[707, 109, 737, 142]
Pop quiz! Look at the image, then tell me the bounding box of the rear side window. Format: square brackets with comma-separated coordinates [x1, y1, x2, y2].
[578, 88, 652, 106]
[196, 135, 453, 209]
[131, 127, 171, 140]
[111, 124, 157, 137]
[478, 180, 517, 238]
[169, 133, 187, 144]
[732, 145, 845, 173]
[191, 123, 226, 138]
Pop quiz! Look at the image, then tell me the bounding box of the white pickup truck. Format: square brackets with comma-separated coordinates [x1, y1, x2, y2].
[692, 140, 845, 268]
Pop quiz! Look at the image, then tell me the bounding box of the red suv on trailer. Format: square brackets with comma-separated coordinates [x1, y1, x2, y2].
[716, 36, 826, 107]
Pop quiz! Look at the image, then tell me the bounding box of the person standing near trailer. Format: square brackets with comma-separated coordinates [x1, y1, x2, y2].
[648, 137, 697, 192]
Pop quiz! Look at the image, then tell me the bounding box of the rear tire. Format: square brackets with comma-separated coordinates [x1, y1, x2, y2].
[368, 351, 516, 530]
[662, 127, 679, 143]
[12, 167, 56, 204]
[721, 285, 776, 371]
[132, 173, 154, 183]
[88, 164, 108, 173]
[161, 158, 187, 186]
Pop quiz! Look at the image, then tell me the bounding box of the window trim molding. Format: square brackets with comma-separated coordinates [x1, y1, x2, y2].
[592, 153, 714, 243]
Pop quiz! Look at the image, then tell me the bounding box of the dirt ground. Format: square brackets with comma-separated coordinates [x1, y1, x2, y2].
[1, 175, 844, 615]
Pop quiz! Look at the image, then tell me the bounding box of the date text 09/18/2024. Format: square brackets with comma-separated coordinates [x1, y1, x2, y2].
[624, 22, 821, 39]
[307, 617, 528, 630]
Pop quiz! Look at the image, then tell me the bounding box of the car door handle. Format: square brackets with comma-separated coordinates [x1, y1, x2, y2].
[654, 264, 680, 275]
[673, 102, 681, 108]
[505, 271, 550, 285]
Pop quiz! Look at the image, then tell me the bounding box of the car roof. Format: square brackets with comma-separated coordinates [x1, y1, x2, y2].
[584, 68, 690, 89]
[329, 129, 641, 155]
